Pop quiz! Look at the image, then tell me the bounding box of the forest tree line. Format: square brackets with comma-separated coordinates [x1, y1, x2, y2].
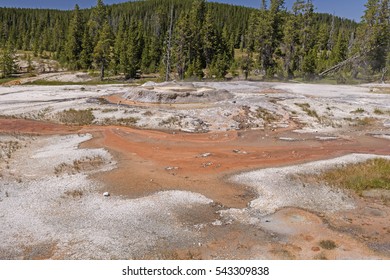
[0, 0, 389, 81]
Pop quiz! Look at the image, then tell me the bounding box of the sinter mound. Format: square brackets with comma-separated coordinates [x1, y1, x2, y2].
[124, 81, 233, 104]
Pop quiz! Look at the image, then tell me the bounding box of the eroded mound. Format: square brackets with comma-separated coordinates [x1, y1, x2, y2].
[123, 82, 233, 104]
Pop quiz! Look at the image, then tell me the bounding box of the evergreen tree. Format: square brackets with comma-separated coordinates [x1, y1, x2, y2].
[209, 52, 230, 78]
[331, 29, 348, 65]
[252, 0, 286, 77]
[65, 4, 83, 70]
[172, 12, 191, 80]
[0, 42, 16, 78]
[376, 0, 389, 74]
[240, 55, 254, 80]
[300, 0, 315, 53]
[297, 0, 315, 75]
[0, 0, 363, 81]
[250, 9, 272, 74]
[302, 48, 316, 80]
[282, 3, 301, 78]
[88, 0, 107, 46]
[111, 17, 125, 75]
[80, 26, 94, 70]
[93, 20, 112, 80]
[188, 0, 206, 77]
[202, 10, 218, 68]
[125, 20, 144, 79]
[355, 0, 389, 73]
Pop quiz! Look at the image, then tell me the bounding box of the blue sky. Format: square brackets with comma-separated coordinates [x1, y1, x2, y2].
[0, 0, 367, 21]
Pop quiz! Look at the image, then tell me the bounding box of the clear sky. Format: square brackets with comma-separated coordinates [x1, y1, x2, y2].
[0, 0, 367, 21]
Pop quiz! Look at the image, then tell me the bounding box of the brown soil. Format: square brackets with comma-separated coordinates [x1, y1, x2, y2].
[0, 118, 81, 135]
[1, 117, 390, 259]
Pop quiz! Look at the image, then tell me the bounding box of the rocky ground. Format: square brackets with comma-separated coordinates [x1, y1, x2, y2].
[0, 77, 389, 259]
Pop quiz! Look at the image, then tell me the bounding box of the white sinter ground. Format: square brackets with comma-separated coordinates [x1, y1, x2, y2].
[0, 82, 389, 133]
[1, 80, 390, 259]
[221, 153, 390, 225]
[0, 133, 212, 259]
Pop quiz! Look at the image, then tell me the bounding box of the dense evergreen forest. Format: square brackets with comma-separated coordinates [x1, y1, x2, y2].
[0, 0, 389, 82]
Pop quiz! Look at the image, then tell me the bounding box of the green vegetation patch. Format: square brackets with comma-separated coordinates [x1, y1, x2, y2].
[57, 109, 95, 125]
[309, 158, 390, 195]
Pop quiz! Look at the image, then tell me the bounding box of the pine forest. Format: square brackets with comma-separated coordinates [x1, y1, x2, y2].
[0, 0, 389, 82]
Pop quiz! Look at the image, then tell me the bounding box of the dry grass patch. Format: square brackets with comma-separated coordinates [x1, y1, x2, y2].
[256, 107, 278, 124]
[295, 103, 320, 120]
[0, 141, 21, 160]
[159, 116, 181, 126]
[370, 87, 390, 94]
[101, 117, 139, 126]
[64, 189, 83, 199]
[373, 108, 384, 115]
[57, 109, 95, 125]
[299, 158, 390, 195]
[319, 240, 337, 250]
[354, 117, 376, 126]
[54, 156, 104, 176]
[351, 108, 365, 114]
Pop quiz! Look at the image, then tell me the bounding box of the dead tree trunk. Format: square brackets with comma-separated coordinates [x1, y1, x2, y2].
[319, 54, 361, 77]
[380, 67, 388, 83]
[165, 6, 174, 82]
[100, 63, 105, 81]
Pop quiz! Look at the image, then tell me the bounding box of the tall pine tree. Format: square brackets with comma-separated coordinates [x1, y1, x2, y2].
[65, 4, 83, 70]
[0, 41, 16, 78]
[93, 20, 112, 80]
[355, 0, 389, 73]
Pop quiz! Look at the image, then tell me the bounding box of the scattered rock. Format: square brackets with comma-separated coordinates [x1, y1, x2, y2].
[279, 137, 299, 142]
[362, 189, 390, 200]
[197, 152, 212, 158]
[315, 136, 339, 141]
[233, 149, 248, 154]
[165, 166, 179, 171]
[103, 192, 110, 197]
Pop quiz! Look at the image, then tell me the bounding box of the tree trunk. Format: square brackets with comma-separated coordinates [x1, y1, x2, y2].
[100, 63, 105, 81]
[380, 68, 388, 84]
[165, 6, 174, 82]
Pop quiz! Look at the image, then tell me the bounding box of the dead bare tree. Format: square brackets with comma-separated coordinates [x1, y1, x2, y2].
[165, 6, 174, 82]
